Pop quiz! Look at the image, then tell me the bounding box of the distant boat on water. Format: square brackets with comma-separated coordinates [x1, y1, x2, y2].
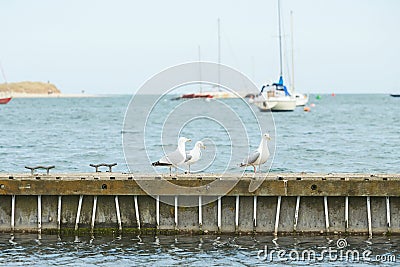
[181, 91, 238, 99]
[390, 94, 400, 97]
[181, 93, 213, 99]
[253, 0, 296, 112]
[253, 80, 296, 112]
[0, 97, 11, 104]
[294, 92, 309, 106]
[179, 19, 240, 100]
[0, 62, 12, 104]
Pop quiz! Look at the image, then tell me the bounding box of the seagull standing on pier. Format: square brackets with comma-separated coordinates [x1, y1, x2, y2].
[152, 137, 191, 175]
[184, 141, 206, 173]
[240, 133, 271, 173]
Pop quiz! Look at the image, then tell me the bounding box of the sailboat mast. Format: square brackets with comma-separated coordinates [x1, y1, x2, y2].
[217, 18, 221, 91]
[290, 10, 295, 93]
[198, 45, 202, 93]
[277, 0, 283, 78]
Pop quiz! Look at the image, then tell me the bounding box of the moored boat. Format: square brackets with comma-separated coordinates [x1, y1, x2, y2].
[181, 93, 213, 99]
[252, 0, 296, 112]
[181, 90, 239, 99]
[179, 20, 241, 100]
[251, 94, 278, 111]
[255, 81, 296, 112]
[0, 97, 12, 104]
[294, 92, 309, 106]
[0, 63, 12, 104]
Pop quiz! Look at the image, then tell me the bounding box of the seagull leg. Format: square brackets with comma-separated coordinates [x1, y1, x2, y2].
[253, 165, 256, 173]
[169, 166, 172, 176]
[188, 165, 191, 174]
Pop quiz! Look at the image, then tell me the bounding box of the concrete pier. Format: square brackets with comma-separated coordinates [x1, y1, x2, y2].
[0, 173, 399, 235]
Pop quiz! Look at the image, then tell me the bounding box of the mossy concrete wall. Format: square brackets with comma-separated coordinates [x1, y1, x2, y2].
[0, 173, 399, 235]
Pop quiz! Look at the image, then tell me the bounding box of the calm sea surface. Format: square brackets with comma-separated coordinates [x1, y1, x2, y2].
[0, 94, 399, 266]
[1, 94, 399, 173]
[0, 234, 399, 266]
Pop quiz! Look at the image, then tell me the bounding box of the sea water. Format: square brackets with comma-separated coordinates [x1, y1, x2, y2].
[0, 234, 399, 266]
[0, 94, 399, 265]
[1, 94, 399, 174]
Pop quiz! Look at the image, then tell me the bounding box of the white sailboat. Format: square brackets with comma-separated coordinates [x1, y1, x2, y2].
[209, 18, 240, 98]
[254, 0, 296, 112]
[181, 19, 239, 99]
[255, 80, 296, 112]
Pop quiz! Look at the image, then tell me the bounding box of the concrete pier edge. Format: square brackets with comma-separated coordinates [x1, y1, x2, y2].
[1, 173, 399, 236]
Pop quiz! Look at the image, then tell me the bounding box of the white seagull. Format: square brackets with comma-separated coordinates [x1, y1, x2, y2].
[152, 137, 191, 175]
[184, 141, 206, 173]
[240, 133, 271, 173]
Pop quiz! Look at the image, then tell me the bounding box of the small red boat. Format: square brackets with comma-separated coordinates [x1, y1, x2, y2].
[0, 97, 12, 104]
[181, 93, 213, 99]
[1, 63, 12, 104]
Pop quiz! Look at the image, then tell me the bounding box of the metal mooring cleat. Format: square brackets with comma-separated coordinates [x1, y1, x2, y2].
[25, 165, 55, 175]
[89, 163, 117, 172]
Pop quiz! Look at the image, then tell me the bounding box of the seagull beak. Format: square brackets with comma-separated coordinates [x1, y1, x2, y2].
[267, 136, 271, 140]
[202, 145, 206, 149]
[187, 138, 192, 142]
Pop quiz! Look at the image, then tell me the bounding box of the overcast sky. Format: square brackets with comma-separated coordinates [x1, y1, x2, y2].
[1, 0, 399, 94]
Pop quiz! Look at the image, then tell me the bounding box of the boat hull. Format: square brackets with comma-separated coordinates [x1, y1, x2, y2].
[0, 97, 12, 104]
[181, 91, 239, 99]
[181, 93, 213, 99]
[271, 99, 297, 111]
[255, 101, 278, 111]
[252, 93, 296, 112]
[295, 93, 309, 106]
[390, 94, 400, 97]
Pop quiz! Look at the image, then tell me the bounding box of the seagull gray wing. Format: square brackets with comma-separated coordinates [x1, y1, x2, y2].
[158, 148, 184, 166]
[165, 149, 185, 165]
[185, 152, 192, 162]
[241, 151, 260, 166]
